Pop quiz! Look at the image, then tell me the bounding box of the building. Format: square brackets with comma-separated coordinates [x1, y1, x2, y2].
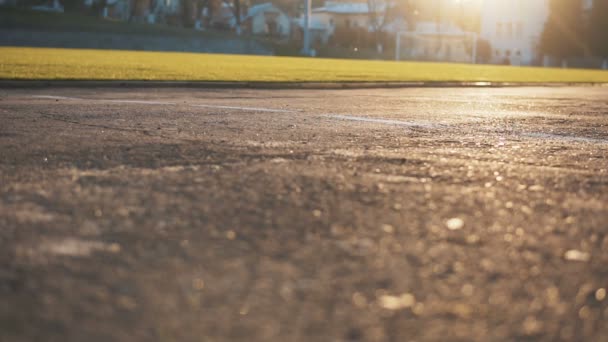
[152, 0, 182, 23]
[313, 1, 371, 35]
[246, 3, 290, 38]
[292, 16, 329, 45]
[294, 1, 394, 45]
[29, 0, 63, 12]
[481, 0, 599, 66]
[209, 2, 238, 30]
[480, 0, 549, 65]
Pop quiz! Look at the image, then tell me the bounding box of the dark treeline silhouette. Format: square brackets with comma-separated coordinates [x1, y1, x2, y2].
[540, 0, 585, 60]
[588, 0, 608, 59]
[7, 0, 608, 65]
[541, 0, 608, 63]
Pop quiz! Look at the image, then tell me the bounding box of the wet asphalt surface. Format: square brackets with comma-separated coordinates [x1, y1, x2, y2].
[1, 87, 607, 342]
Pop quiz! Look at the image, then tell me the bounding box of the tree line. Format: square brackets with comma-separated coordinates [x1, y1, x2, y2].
[541, 0, 608, 61]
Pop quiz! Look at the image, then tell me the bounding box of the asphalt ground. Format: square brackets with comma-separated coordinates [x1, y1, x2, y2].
[1, 87, 607, 342]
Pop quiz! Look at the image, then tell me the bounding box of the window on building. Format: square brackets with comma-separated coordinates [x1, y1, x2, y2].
[506, 50, 511, 57]
[346, 19, 351, 27]
[506, 22, 513, 38]
[496, 23, 503, 37]
[516, 22, 523, 38]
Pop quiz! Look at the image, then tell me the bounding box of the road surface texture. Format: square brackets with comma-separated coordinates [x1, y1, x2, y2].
[1, 87, 607, 342]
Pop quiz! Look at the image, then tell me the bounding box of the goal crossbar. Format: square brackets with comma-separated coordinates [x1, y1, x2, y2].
[395, 30, 478, 64]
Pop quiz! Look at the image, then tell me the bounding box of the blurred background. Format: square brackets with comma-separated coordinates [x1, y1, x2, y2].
[1, 0, 607, 69]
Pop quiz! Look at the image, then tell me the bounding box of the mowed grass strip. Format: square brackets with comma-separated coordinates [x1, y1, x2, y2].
[2, 47, 608, 83]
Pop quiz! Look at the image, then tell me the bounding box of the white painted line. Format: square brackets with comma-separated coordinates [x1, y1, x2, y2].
[32, 96, 174, 105]
[32, 95, 80, 100]
[105, 100, 176, 105]
[191, 104, 294, 113]
[32, 95, 293, 113]
[30, 96, 608, 145]
[327, 114, 441, 129]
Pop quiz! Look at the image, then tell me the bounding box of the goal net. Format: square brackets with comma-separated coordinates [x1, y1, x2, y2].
[395, 30, 477, 64]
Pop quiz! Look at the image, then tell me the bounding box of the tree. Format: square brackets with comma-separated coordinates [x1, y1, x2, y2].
[60, 0, 83, 12]
[232, 0, 241, 34]
[223, 0, 248, 35]
[540, 0, 586, 62]
[367, 0, 392, 53]
[476, 38, 491, 64]
[392, 0, 418, 31]
[127, 0, 149, 22]
[588, 0, 608, 59]
[91, 0, 107, 17]
[203, 0, 223, 29]
[180, 0, 196, 27]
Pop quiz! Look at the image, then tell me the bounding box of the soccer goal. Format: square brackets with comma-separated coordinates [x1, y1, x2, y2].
[395, 30, 477, 64]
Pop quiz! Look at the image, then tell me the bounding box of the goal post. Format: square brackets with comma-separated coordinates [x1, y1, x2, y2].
[395, 30, 478, 64]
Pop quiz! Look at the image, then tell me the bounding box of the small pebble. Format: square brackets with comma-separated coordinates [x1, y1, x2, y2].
[522, 316, 543, 336]
[446, 218, 464, 230]
[466, 234, 480, 244]
[529, 185, 545, 192]
[451, 303, 472, 319]
[461, 284, 474, 296]
[378, 293, 415, 310]
[352, 292, 367, 308]
[107, 243, 121, 253]
[579, 306, 592, 319]
[564, 249, 590, 262]
[381, 224, 395, 234]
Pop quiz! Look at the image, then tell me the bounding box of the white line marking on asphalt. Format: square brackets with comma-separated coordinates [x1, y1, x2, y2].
[33, 95, 292, 113]
[327, 114, 441, 129]
[33, 96, 174, 105]
[29, 96, 608, 145]
[32, 95, 80, 100]
[105, 100, 176, 105]
[191, 104, 294, 113]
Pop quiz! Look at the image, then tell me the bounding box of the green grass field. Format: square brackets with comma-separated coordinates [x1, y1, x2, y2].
[2, 46, 608, 83]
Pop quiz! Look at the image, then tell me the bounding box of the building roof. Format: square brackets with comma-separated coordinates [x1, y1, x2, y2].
[247, 2, 283, 18]
[294, 17, 328, 31]
[313, 3, 369, 14]
[312, 1, 390, 15]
